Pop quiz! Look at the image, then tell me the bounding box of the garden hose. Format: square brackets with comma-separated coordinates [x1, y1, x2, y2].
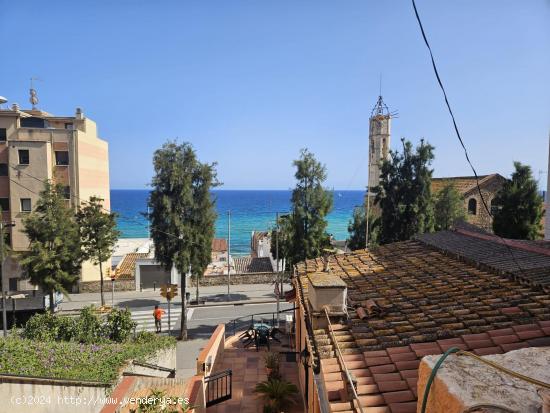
[420, 347, 550, 413]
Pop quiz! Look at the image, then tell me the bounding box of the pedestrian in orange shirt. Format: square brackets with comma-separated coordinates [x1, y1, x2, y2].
[154, 305, 165, 333]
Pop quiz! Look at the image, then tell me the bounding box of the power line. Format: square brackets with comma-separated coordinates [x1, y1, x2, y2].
[411, 0, 527, 276]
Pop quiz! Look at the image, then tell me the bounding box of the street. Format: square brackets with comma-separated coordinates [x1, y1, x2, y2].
[61, 283, 294, 378]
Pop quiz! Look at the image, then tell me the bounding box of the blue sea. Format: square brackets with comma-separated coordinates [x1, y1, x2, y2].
[111, 190, 364, 255]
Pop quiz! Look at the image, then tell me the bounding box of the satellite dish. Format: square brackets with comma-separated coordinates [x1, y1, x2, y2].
[0, 96, 7, 105]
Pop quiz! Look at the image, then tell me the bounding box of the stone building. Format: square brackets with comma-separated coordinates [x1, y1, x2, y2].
[431, 174, 506, 231]
[367, 95, 391, 197]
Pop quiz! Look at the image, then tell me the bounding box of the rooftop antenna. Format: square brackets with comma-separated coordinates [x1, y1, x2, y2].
[29, 77, 40, 110]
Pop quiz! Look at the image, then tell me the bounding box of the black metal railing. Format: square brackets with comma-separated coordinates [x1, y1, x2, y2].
[204, 369, 232, 407]
[225, 306, 296, 336]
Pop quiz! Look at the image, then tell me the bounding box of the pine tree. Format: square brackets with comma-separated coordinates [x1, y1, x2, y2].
[148, 142, 218, 340]
[77, 196, 120, 307]
[286, 149, 333, 263]
[375, 138, 435, 244]
[492, 162, 544, 239]
[433, 184, 465, 231]
[20, 182, 83, 311]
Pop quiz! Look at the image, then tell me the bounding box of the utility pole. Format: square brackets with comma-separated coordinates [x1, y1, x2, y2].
[180, 264, 190, 341]
[365, 192, 371, 249]
[275, 212, 280, 327]
[0, 221, 7, 337]
[227, 210, 231, 298]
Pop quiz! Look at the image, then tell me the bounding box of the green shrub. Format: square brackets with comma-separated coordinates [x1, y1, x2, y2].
[22, 312, 62, 341]
[134, 331, 156, 344]
[75, 306, 105, 344]
[104, 308, 136, 343]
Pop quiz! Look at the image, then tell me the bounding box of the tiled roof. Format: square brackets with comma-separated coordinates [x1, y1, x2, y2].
[233, 256, 273, 273]
[212, 238, 228, 252]
[430, 174, 504, 196]
[418, 229, 550, 292]
[115, 253, 148, 279]
[295, 236, 550, 413]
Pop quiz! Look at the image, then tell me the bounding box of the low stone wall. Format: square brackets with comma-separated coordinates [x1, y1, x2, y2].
[196, 325, 225, 376]
[79, 279, 135, 293]
[122, 346, 177, 378]
[189, 272, 288, 287]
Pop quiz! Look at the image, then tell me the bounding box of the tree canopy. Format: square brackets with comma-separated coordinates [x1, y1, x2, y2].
[375, 138, 435, 244]
[77, 196, 120, 306]
[148, 141, 219, 339]
[21, 182, 83, 311]
[433, 183, 465, 231]
[277, 149, 333, 266]
[492, 162, 544, 240]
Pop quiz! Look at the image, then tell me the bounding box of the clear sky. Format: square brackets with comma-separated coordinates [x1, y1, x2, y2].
[1, 0, 549, 189]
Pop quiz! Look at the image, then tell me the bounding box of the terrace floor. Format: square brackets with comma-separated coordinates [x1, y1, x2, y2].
[206, 333, 304, 413]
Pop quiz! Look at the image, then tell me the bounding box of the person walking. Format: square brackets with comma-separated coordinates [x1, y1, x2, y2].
[153, 305, 165, 333]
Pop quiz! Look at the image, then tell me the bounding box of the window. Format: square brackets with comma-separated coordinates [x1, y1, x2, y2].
[55, 151, 69, 166]
[18, 149, 29, 165]
[0, 128, 6, 142]
[20, 117, 46, 128]
[64, 123, 73, 130]
[20, 198, 31, 212]
[8, 278, 17, 292]
[468, 198, 477, 215]
[62, 186, 71, 199]
[0, 198, 9, 211]
[0, 163, 7, 176]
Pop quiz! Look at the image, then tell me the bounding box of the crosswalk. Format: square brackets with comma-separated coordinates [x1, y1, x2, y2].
[131, 308, 180, 333]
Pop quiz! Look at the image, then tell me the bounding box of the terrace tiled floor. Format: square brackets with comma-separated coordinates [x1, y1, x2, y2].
[206, 334, 304, 413]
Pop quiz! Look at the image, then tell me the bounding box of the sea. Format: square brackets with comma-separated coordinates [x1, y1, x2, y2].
[111, 189, 365, 255]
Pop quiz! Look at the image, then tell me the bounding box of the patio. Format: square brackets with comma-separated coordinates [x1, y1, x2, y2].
[206, 333, 304, 413]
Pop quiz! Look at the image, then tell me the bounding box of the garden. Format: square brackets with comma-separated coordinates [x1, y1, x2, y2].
[0, 306, 176, 384]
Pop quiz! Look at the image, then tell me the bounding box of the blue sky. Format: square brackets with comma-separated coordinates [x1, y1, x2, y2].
[1, 0, 549, 189]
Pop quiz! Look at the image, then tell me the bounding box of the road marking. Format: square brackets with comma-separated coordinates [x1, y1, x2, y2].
[187, 308, 194, 321]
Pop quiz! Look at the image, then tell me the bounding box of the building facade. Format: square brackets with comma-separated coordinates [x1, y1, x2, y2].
[0, 103, 110, 291]
[431, 174, 506, 231]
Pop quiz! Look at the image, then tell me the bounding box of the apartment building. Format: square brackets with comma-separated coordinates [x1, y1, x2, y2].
[0, 102, 110, 292]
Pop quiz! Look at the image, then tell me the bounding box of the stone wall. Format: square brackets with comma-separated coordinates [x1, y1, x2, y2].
[417, 347, 550, 413]
[188, 272, 284, 287]
[78, 279, 135, 293]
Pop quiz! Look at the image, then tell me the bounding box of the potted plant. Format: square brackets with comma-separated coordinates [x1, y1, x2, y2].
[264, 352, 280, 376]
[255, 379, 298, 412]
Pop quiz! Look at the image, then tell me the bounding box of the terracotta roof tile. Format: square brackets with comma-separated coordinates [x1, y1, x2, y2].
[115, 253, 148, 279]
[296, 235, 550, 412]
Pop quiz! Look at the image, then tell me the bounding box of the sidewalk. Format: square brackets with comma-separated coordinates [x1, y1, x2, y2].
[61, 283, 284, 311]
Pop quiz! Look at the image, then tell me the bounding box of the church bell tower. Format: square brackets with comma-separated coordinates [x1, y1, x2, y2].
[367, 95, 391, 196]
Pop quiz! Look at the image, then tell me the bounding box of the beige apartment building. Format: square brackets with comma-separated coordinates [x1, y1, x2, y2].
[0, 103, 110, 292]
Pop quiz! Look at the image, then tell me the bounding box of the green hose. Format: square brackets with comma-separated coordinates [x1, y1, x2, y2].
[420, 347, 460, 413]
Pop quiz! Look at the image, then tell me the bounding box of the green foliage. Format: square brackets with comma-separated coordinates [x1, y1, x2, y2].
[375, 138, 435, 244]
[346, 204, 379, 250]
[104, 308, 135, 342]
[20, 182, 83, 310]
[493, 162, 544, 239]
[76, 306, 105, 344]
[274, 149, 333, 266]
[129, 389, 191, 413]
[254, 379, 298, 411]
[0, 335, 176, 383]
[77, 196, 120, 306]
[148, 142, 219, 339]
[433, 184, 466, 231]
[22, 306, 136, 344]
[264, 352, 280, 369]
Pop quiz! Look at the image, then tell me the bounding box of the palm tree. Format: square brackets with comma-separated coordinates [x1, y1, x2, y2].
[254, 379, 298, 411]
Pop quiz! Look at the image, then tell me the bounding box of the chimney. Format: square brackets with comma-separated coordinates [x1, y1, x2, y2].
[75, 107, 83, 119]
[307, 271, 347, 314]
[11, 103, 19, 111]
